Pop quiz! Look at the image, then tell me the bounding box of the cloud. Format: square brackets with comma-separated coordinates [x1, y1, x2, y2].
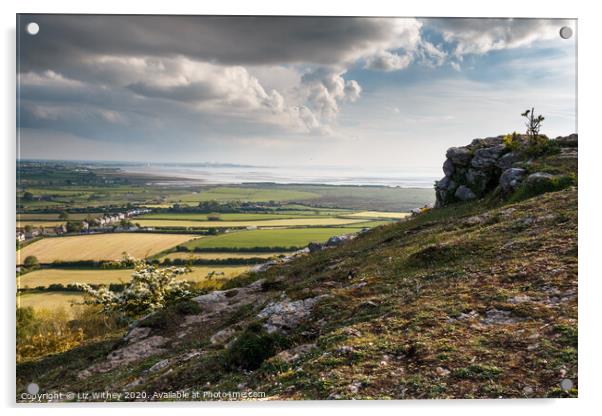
[365, 51, 413, 71]
[297, 68, 362, 132]
[16, 15, 576, 162]
[19, 15, 424, 72]
[425, 18, 575, 57]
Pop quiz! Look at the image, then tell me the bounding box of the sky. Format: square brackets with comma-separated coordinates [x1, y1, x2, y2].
[17, 15, 577, 171]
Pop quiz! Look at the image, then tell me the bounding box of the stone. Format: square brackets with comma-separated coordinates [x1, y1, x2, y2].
[496, 151, 521, 170]
[436, 367, 451, 377]
[124, 326, 151, 343]
[347, 381, 362, 394]
[435, 176, 453, 190]
[79, 335, 168, 379]
[326, 234, 353, 247]
[210, 327, 237, 345]
[481, 309, 522, 325]
[499, 168, 527, 193]
[442, 159, 455, 176]
[257, 295, 328, 333]
[148, 359, 170, 373]
[308, 242, 323, 252]
[470, 144, 507, 170]
[454, 185, 477, 201]
[446, 147, 473, 166]
[522, 386, 534, 396]
[273, 343, 316, 363]
[555, 133, 578, 148]
[470, 136, 505, 147]
[524, 172, 554, 187]
[466, 168, 490, 194]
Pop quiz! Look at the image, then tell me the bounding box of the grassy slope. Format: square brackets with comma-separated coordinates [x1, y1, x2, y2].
[17, 186, 577, 399]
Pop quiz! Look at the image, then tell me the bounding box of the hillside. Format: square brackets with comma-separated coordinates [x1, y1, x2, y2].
[17, 135, 578, 401]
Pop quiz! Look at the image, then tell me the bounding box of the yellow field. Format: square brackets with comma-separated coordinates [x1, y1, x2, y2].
[16, 220, 66, 228]
[17, 233, 198, 264]
[18, 266, 250, 288]
[17, 292, 83, 313]
[161, 251, 291, 261]
[346, 211, 410, 219]
[135, 217, 367, 228]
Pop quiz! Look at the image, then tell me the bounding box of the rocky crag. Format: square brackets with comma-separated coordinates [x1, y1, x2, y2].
[435, 134, 577, 207]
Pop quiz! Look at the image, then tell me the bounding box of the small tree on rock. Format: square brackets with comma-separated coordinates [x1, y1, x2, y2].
[521, 107, 545, 142]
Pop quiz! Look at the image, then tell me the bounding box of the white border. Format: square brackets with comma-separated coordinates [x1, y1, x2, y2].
[2, 1, 599, 415]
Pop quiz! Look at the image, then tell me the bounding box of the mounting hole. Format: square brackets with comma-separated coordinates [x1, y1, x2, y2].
[560, 379, 573, 391]
[26, 382, 39, 395]
[559, 26, 573, 39]
[26, 22, 40, 36]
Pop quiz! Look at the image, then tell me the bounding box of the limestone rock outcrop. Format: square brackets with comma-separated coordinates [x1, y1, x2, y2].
[435, 134, 577, 207]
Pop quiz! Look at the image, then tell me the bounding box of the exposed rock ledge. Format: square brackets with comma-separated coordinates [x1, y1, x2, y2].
[435, 134, 577, 207]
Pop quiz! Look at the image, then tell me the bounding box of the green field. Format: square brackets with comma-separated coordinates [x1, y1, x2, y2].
[161, 251, 291, 261]
[136, 217, 367, 228]
[183, 227, 358, 250]
[138, 212, 320, 221]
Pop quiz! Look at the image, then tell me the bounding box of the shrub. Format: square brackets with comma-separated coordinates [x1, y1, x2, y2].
[75, 258, 193, 319]
[17, 304, 127, 362]
[503, 132, 522, 152]
[510, 174, 575, 202]
[223, 322, 288, 370]
[23, 255, 39, 268]
[174, 300, 201, 315]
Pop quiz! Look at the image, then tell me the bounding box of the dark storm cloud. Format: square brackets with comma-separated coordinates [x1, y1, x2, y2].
[18, 15, 419, 72]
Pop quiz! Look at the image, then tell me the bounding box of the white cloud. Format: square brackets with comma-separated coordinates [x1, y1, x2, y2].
[428, 18, 575, 57]
[365, 51, 413, 71]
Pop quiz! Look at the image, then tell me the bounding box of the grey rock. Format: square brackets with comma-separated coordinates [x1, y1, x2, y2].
[496, 151, 521, 170]
[79, 335, 168, 379]
[442, 158, 455, 176]
[210, 327, 237, 345]
[273, 343, 316, 363]
[481, 309, 522, 325]
[470, 146, 506, 169]
[148, 359, 170, 373]
[446, 147, 472, 166]
[555, 133, 578, 148]
[257, 295, 328, 333]
[499, 168, 527, 193]
[307, 242, 323, 252]
[124, 326, 151, 343]
[466, 168, 489, 194]
[470, 136, 505, 147]
[326, 234, 353, 247]
[524, 172, 554, 187]
[454, 185, 477, 201]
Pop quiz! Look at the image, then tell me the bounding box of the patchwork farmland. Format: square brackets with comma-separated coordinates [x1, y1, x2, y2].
[17, 170, 434, 316]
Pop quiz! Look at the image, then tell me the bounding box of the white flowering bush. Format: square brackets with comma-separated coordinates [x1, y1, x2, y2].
[76, 258, 192, 318]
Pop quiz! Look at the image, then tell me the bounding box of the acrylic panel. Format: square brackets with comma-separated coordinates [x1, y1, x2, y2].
[16, 15, 577, 402]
